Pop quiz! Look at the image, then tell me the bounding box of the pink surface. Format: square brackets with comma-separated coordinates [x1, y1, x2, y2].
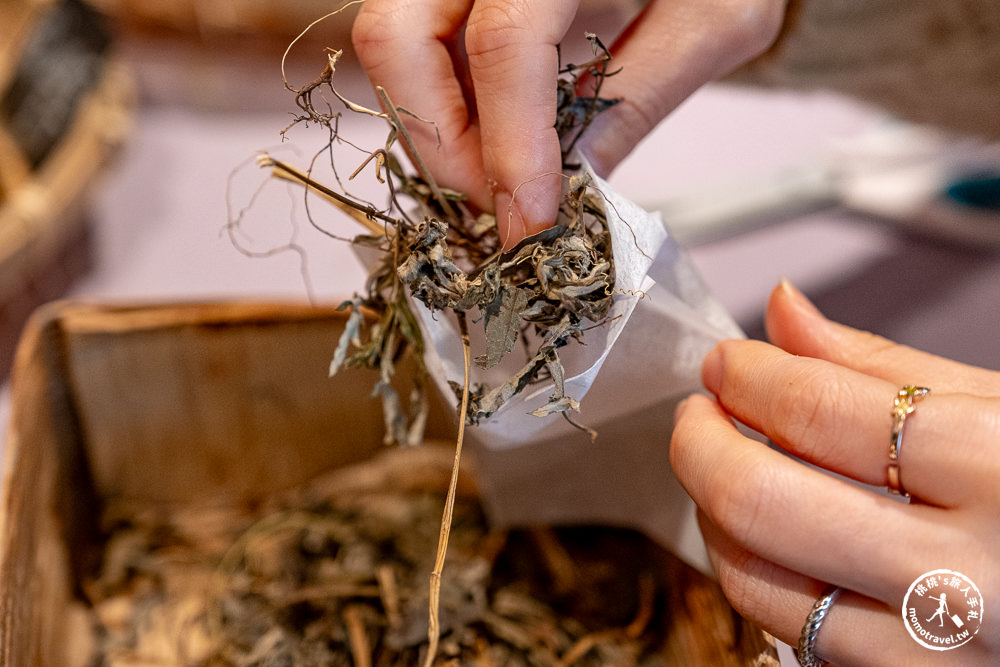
[5, 45, 1000, 464]
[70, 76, 1000, 367]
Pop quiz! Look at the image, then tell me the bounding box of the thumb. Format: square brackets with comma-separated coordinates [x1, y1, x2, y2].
[576, 0, 786, 177]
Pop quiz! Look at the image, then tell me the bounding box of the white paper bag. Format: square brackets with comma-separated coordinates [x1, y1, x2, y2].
[410, 160, 744, 574]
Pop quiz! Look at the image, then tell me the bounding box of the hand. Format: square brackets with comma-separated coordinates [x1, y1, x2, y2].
[671, 280, 999, 666]
[352, 0, 787, 247]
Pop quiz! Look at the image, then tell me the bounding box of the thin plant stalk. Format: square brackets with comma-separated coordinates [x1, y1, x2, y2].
[422, 311, 471, 667]
[375, 86, 458, 222]
[258, 154, 391, 235]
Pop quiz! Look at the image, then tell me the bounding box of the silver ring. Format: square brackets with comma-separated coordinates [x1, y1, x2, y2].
[888, 385, 930, 498]
[798, 585, 841, 667]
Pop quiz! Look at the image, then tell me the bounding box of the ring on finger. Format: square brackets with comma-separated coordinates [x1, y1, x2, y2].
[888, 385, 930, 498]
[797, 584, 841, 667]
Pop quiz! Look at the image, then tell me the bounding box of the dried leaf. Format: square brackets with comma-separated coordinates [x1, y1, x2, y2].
[330, 301, 364, 377]
[530, 396, 581, 418]
[477, 287, 528, 370]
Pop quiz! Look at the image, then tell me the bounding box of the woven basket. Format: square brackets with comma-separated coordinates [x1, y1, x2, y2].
[87, 0, 358, 44]
[0, 0, 133, 376]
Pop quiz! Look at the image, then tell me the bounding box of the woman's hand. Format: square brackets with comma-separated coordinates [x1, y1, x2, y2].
[671, 280, 1000, 665]
[352, 0, 787, 247]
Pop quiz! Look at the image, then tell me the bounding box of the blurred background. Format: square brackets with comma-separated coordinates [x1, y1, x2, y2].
[2, 0, 999, 396]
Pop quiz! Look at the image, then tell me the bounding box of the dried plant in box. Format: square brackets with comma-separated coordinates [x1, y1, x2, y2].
[82, 449, 775, 666]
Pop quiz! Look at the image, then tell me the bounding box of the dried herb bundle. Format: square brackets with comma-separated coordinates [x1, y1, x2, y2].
[259, 33, 622, 442]
[241, 29, 626, 667]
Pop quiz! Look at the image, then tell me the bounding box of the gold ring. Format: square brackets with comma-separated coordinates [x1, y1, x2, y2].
[888, 385, 930, 497]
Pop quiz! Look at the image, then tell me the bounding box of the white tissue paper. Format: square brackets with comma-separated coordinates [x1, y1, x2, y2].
[410, 158, 744, 575]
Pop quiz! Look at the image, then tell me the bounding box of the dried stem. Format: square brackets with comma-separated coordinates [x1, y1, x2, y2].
[423, 311, 472, 667]
[376, 564, 403, 630]
[557, 570, 656, 665]
[280, 0, 364, 93]
[559, 34, 620, 164]
[258, 154, 392, 235]
[225, 154, 319, 299]
[344, 605, 372, 667]
[376, 86, 458, 222]
[624, 571, 657, 639]
[528, 527, 578, 595]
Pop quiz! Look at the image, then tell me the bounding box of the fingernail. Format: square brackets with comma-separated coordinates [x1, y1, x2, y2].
[494, 191, 527, 251]
[701, 344, 724, 394]
[778, 277, 823, 318]
[495, 174, 561, 250]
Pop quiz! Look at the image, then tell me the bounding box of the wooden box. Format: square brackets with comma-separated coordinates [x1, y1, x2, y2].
[0, 301, 777, 665]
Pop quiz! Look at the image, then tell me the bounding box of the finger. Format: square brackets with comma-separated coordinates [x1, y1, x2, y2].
[701, 337, 895, 488]
[670, 395, 974, 603]
[701, 337, 1000, 507]
[896, 392, 1000, 508]
[353, 0, 494, 209]
[575, 0, 787, 177]
[698, 511, 990, 666]
[766, 279, 1000, 396]
[466, 0, 578, 246]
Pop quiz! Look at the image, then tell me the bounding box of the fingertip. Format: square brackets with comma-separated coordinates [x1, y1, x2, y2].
[765, 279, 829, 353]
[701, 344, 724, 395]
[669, 393, 704, 470]
[495, 173, 560, 249]
[494, 191, 526, 250]
[464, 2, 568, 248]
[674, 395, 692, 422]
[772, 278, 822, 317]
[671, 393, 730, 438]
